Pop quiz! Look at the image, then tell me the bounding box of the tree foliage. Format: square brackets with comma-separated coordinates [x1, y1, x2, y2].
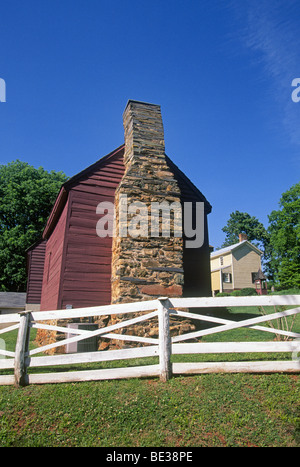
[221, 211, 270, 253]
[267, 182, 300, 288]
[0, 160, 68, 291]
[220, 183, 300, 288]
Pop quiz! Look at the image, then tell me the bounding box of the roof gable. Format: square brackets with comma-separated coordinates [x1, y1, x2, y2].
[63, 144, 125, 190]
[42, 145, 124, 239]
[165, 155, 212, 212]
[210, 240, 262, 258]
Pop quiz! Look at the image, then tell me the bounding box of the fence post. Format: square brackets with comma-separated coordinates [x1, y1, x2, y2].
[14, 311, 31, 387]
[158, 297, 172, 382]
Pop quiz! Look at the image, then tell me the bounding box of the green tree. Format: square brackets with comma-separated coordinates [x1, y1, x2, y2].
[0, 160, 68, 291]
[267, 182, 300, 288]
[221, 211, 270, 252]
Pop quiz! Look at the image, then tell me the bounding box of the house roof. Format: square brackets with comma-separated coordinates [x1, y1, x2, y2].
[42, 144, 212, 239]
[0, 292, 26, 309]
[210, 240, 263, 258]
[253, 268, 267, 280]
[165, 155, 212, 213]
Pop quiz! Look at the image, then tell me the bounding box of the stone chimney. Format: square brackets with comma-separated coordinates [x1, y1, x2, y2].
[239, 233, 248, 242]
[111, 100, 184, 303]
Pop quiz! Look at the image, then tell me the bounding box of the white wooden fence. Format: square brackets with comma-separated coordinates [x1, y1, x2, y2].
[0, 295, 299, 386]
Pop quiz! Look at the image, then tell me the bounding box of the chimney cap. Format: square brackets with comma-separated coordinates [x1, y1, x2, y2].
[123, 99, 160, 115]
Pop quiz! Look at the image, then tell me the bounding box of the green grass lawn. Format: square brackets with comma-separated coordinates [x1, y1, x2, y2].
[0, 296, 299, 447]
[0, 371, 299, 447]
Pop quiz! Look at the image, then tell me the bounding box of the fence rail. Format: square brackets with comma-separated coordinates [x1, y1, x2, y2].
[0, 295, 299, 386]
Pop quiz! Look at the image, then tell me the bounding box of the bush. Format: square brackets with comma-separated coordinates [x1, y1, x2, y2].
[231, 290, 242, 296]
[215, 288, 260, 297]
[240, 287, 258, 296]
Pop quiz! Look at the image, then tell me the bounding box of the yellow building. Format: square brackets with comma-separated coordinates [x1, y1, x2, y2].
[210, 234, 263, 295]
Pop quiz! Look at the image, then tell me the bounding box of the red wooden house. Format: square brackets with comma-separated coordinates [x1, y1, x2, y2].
[26, 101, 212, 312]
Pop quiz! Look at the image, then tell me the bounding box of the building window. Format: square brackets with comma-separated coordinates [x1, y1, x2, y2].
[251, 272, 257, 283]
[223, 273, 232, 283]
[220, 256, 224, 266]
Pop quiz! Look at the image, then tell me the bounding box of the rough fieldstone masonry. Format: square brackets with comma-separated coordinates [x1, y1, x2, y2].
[111, 100, 184, 304]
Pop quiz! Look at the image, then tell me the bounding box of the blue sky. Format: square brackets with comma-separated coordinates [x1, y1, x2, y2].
[0, 0, 299, 248]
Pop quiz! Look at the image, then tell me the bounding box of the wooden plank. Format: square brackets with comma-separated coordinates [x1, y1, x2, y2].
[172, 360, 300, 374]
[67, 235, 113, 249]
[60, 289, 110, 301]
[94, 167, 124, 177]
[30, 324, 158, 345]
[61, 296, 112, 309]
[171, 309, 231, 323]
[0, 349, 15, 358]
[74, 178, 119, 190]
[29, 310, 158, 355]
[233, 325, 300, 339]
[31, 299, 159, 321]
[63, 270, 111, 280]
[172, 307, 300, 343]
[79, 178, 121, 188]
[0, 358, 15, 369]
[65, 250, 112, 261]
[27, 364, 160, 384]
[69, 215, 109, 229]
[0, 314, 20, 324]
[27, 345, 159, 367]
[26, 240, 46, 304]
[172, 341, 300, 354]
[66, 253, 112, 268]
[64, 267, 111, 279]
[158, 298, 172, 382]
[70, 190, 115, 205]
[69, 184, 115, 197]
[0, 323, 20, 335]
[63, 280, 111, 292]
[14, 312, 31, 387]
[31, 322, 86, 335]
[169, 295, 300, 309]
[100, 333, 158, 345]
[0, 374, 15, 386]
[171, 309, 300, 339]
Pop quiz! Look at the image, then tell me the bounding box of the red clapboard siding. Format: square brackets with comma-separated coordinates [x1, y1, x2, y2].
[26, 240, 47, 304]
[40, 198, 69, 311]
[59, 147, 125, 309]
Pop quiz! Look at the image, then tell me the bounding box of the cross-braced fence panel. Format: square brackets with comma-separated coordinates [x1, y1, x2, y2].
[0, 295, 299, 386]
